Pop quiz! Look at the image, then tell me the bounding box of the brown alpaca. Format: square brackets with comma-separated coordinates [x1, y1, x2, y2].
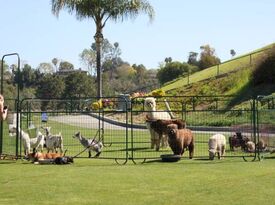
[167, 126, 194, 158]
[149, 119, 186, 151]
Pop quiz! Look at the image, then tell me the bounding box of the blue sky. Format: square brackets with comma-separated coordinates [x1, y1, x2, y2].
[1, 0, 275, 70]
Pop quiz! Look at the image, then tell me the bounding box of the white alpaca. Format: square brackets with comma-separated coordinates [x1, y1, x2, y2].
[208, 134, 226, 160]
[144, 97, 173, 151]
[9, 126, 45, 155]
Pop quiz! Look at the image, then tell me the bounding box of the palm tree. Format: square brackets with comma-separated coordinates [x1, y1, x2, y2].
[51, 0, 155, 98]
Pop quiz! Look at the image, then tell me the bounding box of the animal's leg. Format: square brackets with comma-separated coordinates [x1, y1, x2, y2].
[94, 151, 101, 157]
[161, 135, 168, 148]
[88, 150, 91, 158]
[221, 145, 225, 159]
[188, 143, 194, 159]
[146, 123, 155, 149]
[60, 144, 64, 154]
[150, 129, 156, 149]
[155, 137, 160, 151]
[217, 151, 221, 160]
[150, 137, 155, 149]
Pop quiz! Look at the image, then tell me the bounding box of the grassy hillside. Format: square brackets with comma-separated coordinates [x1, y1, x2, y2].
[160, 43, 275, 107]
[161, 43, 275, 94]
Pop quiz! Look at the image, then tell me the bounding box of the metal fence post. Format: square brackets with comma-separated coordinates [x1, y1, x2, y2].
[1, 53, 20, 158]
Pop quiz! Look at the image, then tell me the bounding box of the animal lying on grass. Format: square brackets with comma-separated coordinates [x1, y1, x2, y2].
[166, 125, 194, 158]
[73, 131, 103, 158]
[28, 151, 74, 165]
[208, 134, 226, 160]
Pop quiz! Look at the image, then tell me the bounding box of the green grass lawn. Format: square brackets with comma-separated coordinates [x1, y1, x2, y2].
[0, 157, 275, 205]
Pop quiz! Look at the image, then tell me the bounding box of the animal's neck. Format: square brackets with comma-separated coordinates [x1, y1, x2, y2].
[79, 135, 87, 143]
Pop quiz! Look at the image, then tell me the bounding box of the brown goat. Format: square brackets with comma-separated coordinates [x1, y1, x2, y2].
[167, 125, 194, 158]
[149, 119, 186, 151]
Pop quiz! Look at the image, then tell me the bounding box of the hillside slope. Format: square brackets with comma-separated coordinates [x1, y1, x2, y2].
[161, 43, 275, 93]
[160, 43, 275, 107]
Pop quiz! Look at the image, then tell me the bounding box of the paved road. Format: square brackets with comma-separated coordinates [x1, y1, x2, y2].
[50, 114, 137, 130]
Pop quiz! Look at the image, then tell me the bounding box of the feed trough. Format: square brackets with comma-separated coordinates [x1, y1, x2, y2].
[160, 154, 181, 162]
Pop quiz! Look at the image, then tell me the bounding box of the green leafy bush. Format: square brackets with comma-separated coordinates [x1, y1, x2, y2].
[252, 46, 275, 85]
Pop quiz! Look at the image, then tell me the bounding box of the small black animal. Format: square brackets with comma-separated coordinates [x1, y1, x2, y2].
[54, 156, 74, 165]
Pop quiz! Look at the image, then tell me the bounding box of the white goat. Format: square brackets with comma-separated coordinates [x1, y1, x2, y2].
[9, 126, 45, 156]
[30, 131, 45, 153]
[73, 131, 103, 158]
[42, 127, 64, 153]
[208, 134, 226, 160]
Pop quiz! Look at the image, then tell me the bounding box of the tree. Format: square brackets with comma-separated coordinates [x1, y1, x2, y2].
[164, 57, 172, 64]
[36, 74, 65, 110]
[36, 74, 65, 99]
[79, 48, 96, 75]
[132, 64, 146, 83]
[187, 52, 198, 66]
[157, 61, 196, 85]
[37, 62, 54, 74]
[63, 72, 96, 98]
[51, 0, 155, 98]
[252, 46, 275, 85]
[21, 64, 36, 87]
[230, 49, 236, 58]
[198, 45, 221, 70]
[52, 58, 59, 72]
[59, 61, 74, 71]
[80, 39, 122, 77]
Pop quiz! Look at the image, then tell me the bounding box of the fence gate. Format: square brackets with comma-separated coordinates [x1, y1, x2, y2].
[1, 96, 274, 163]
[257, 96, 275, 160]
[2, 97, 129, 163]
[130, 96, 259, 162]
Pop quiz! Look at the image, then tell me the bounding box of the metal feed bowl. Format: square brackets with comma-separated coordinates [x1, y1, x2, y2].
[160, 154, 181, 162]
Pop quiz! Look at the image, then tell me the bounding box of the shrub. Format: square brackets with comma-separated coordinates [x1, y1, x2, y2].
[252, 46, 275, 85]
[152, 89, 165, 97]
[91, 100, 103, 110]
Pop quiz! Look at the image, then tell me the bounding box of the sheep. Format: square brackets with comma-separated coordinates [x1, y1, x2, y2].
[246, 141, 256, 152]
[150, 119, 186, 151]
[73, 131, 103, 158]
[144, 97, 174, 151]
[41, 127, 64, 153]
[228, 132, 250, 151]
[208, 134, 226, 160]
[166, 125, 194, 158]
[256, 138, 267, 152]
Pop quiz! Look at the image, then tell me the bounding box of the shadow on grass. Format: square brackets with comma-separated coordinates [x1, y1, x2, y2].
[227, 82, 275, 109]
